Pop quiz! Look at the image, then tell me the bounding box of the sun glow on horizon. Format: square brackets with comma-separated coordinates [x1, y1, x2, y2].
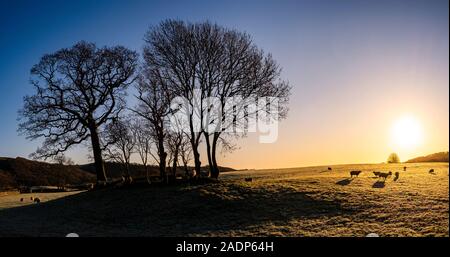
[391, 115, 424, 150]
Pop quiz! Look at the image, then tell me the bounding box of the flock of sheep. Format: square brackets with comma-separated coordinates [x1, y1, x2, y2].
[318, 165, 440, 186]
[344, 166, 437, 181]
[19, 196, 41, 203]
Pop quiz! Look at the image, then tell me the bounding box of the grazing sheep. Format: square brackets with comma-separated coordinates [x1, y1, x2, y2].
[327, 167, 332, 171]
[350, 170, 362, 178]
[378, 171, 392, 181]
[245, 177, 253, 182]
[403, 166, 407, 171]
[373, 171, 381, 177]
[429, 169, 435, 174]
[34, 197, 41, 203]
[394, 172, 400, 181]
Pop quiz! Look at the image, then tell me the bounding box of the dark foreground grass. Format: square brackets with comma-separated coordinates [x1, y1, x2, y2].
[0, 163, 448, 237]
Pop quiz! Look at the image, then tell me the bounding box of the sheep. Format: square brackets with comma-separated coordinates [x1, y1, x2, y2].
[350, 170, 362, 178]
[20, 198, 24, 202]
[394, 172, 400, 181]
[34, 197, 41, 203]
[327, 167, 332, 171]
[30, 197, 33, 201]
[373, 171, 381, 177]
[403, 166, 407, 171]
[429, 169, 435, 174]
[245, 177, 253, 182]
[378, 171, 392, 181]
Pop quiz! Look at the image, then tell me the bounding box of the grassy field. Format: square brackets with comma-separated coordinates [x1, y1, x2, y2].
[0, 162, 448, 237]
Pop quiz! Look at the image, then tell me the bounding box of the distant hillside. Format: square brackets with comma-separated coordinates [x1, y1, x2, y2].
[79, 163, 237, 178]
[406, 151, 449, 163]
[79, 162, 159, 178]
[203, 165, 236, 173]
[0, 157, 95, 191]
[0, 156, 237, 191]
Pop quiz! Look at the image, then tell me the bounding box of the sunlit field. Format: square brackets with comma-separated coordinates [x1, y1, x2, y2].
[0, 191, 84, 210]
[0, 163, 448, 237]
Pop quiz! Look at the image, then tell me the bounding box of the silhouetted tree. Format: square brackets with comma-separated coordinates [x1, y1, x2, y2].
[201, 24, 290, 179]
[18, 41, 138, 183]
[143, 20, 204, 177]
[179, 135, 193, 177]
[388, 153, 400, 163]
[103, 118, 136, 181]
[166, 131, 183, 178]
[131, 119, 153, 184]
[52, 153, 74, 188]
[132, 66, 173, 181]
[144, 20, 290, 179]
[53, 154, 74, 166]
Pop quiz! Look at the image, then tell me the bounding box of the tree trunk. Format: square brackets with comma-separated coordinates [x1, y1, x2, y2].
[189, 115, 201, 175]
[172, 146, 179, 177]
[204, 132, 213, 176]
[145, 165, 151, 184]
[210, 132, 220, 179]
[183, 163, 189, 177]
[124, 162, 131, 184]
[89, 126, 107, 182]
[124, 162, 130, 177]
[158, 137, 167, 182]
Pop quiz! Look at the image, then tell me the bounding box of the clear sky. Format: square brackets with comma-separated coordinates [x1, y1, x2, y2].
[0, 0, 448, 169]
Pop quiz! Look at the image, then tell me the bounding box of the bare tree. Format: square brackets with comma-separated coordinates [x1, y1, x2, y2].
[132, 67, 172, 181]
[131, 119, 153, 184]
[103, 118, 136, 182]
[179, 135, 193, 177]
[143, 20, 204, 176]
[53, 154, 75, 166]
[144, 20, 290, 179]
[207, 31, 291, 178]
[52, 153, 74, 189]
[387, 153, 400, 163]
[18, 41, 138, 183]
[166, 131, 183, 178]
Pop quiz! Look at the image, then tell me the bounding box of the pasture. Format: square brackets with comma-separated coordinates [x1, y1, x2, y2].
[0, 162, 448, 237]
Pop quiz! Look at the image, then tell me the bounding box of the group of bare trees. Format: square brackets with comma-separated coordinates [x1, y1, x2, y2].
[18, 20, 291, 185]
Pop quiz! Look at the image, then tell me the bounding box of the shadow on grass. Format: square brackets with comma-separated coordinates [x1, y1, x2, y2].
[336, 178, 353, 186]
[372, 181, 386, 188]
[0, 182, 350, 236]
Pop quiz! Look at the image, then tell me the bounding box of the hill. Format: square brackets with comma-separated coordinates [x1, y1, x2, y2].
[0, 157, 95, 191]
[406, 151, 449, 163]
[1, 156, 237, 191]
[79, 162, 236, 178]
[79, 162, 158, 179]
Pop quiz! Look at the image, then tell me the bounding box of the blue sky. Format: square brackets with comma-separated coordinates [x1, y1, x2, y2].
[0, 0, 448, 168]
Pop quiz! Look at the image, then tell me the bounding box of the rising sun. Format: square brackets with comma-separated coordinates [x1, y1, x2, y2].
[391, 116, 423, 149]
